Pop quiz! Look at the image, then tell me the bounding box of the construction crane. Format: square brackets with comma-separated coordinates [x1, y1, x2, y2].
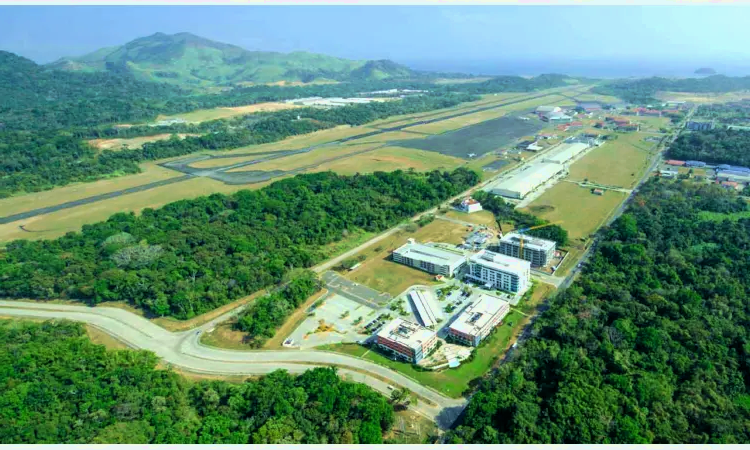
[516, 221, 564, 255]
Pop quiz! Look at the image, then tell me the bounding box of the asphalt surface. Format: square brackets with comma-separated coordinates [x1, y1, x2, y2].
[0, 299, 466, 429]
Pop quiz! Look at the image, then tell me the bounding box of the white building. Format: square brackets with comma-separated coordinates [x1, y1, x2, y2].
[408, 289, 441, 328]
[542, 142, 590, 165]
[459, 197, 483, 213]
[466, 250, 531, 294]
[497, 232, 556, 268]
[392, 239, 467, 277]
[376, 318, 438, 363]
[536, 105, 561, 114]
[485, 162, 565, 199]
[447, 294, 510, 346]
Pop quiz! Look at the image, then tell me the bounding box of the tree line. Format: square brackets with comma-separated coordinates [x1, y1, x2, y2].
[450, 179, 750, 443]
[666, 128, 750, 167]
[0, 319, 394, 444]
[0, 168, 481, 319]
[593, 75, 750, 105]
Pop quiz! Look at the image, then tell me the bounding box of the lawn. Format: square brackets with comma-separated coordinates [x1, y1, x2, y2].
[312, 146, 465, 175]
[521, 182, 627, 241]
[226, 142, 383, 173]
[568, 133, 657, 188]
[442, 209, 498, 228]
[216, 125, 374, 156]
[655, 90, 750, 104]
[155, 101, 301, 123]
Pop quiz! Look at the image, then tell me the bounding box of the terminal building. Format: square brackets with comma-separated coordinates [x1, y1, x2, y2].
[376, 318, 438, 363]
[496, 232, 557, 268]
[447, 294, 511, 346]
[485, 162, 565, 199]
[392, 239, 466, 277]
[466, 250, 531, 294]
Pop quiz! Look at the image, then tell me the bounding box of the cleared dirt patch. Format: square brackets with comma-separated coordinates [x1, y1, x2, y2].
[156, 102, 302, 123]
[88, 134, 198, 152]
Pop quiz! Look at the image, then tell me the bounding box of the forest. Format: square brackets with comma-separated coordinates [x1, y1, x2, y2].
[666, 128, 750, 166]
[695, 102, 750, 126]
[471, 190, 569, 245]
[0, 168, 481, 319]
[450, 179, 750, 443]
[593, 75, 750, 104]
[0, 320, 394, 444]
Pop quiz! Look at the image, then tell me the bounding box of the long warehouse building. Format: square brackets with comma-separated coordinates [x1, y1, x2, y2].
[486, 162, 565, 199]
[542, 142, 590, 164]
[408, 289, 441, 328]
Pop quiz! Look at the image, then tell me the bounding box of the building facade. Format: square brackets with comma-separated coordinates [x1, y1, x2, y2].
[466, 250, 531, 294]
[376, 318, 438, 363]
[447, 294, 510, 346]
[459, 197, 483, 213]
[496, 232, 556, 268]
[392, 239, 466, 277]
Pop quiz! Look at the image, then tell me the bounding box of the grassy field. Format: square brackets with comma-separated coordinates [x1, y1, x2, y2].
[155, 102, 301, 123]
[88, 133, 198, 152]
[0, 162, 180, 218]
[0, 176, 252, 242]
[521, 183, 627, 240]
[632, 116, 671, 132]
[442, 209, 498, 228]
[85, 325, 130, 350]
[568, 133, 656, 188]
[572, 92, 623, 104]
[312, 146, 465, 175]
[655, 90, 750, 104]
[384, 410, 439, 444]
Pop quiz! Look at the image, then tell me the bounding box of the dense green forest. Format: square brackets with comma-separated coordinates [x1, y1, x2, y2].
[450, 179, 750, 443]
[695, 102, 750, 126]
[0, 168, 480, 319]
[236, 270, 322, 347]
[0, 320, 394, 444]
[471, 190, 569, 245]
[666, 128, 750, 166]
[593, 75, 750, 104]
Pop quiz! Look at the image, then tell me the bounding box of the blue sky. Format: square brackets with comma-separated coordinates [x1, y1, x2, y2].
[1, 6, 748, 74]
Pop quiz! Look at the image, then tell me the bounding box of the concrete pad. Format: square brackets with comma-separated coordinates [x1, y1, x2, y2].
[287, 293, 378, 348]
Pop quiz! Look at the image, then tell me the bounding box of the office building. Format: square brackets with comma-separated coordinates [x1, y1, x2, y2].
[376, 318, 438, 363]
[392, 239, 466, 277]
[447, 294, 510, 346]
[497, 232, 556, 268]
[466, 250, 531, 294]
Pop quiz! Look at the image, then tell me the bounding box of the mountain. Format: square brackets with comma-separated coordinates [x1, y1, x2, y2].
[694, 67, 717, 75]
[48, 32, 423, 87]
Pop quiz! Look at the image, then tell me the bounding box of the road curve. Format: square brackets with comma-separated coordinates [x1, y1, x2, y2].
[0, 300, 466, 429]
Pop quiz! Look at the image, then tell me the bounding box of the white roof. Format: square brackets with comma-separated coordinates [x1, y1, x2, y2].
[393, 241, 466, 269]
[536, 105, 560, 113]
[486, 162, 564, 198]
[409, 290, 440, 328]
[542, 142, 590, 164]
[449, 294, 510, 337]
[501, 232, 556, 252]
[469, 250, 530, 276]
[377, 318, 436, 350]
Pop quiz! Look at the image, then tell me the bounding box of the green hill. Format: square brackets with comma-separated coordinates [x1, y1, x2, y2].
[48, 32, 421, 87]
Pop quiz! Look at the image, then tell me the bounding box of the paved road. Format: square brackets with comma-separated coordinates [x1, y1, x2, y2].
[0, 300, 465, 429]
[321, 271, 391, 309]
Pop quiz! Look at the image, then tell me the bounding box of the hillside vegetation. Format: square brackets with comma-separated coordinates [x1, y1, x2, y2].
[666, 128, 750, 167]
[593, 75, 750, 104]
[0, 168, 480, 319]
[0, 320, 393, 444]
[450, 179, 750, 444]
[48, 32, 424, 86]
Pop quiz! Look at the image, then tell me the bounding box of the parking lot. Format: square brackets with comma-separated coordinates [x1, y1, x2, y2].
[286, 292, 380, 349]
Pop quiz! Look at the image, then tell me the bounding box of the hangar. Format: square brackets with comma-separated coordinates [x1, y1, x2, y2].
[485, 162, 565, 199]
[542, 142, 590, 164]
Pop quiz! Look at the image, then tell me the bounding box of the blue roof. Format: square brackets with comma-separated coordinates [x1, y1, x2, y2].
[719, 170, 750, 177]
[728, 166, 750, 173]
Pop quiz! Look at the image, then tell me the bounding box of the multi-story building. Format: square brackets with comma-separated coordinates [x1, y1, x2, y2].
[447, 294, 511, 347]
[466, 250, 531, 294]
[496, 232, 556, 268]
[376, 318, 438, 363]
[392, 239, 466, 277]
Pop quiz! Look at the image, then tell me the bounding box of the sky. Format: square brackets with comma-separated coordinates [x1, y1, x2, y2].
[1, 5, 750, 76]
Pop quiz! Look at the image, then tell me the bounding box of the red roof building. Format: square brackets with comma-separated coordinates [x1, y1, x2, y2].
[666, 160, 686, 166]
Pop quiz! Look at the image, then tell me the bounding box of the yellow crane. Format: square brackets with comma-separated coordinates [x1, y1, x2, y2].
[516, 221, 564, 255]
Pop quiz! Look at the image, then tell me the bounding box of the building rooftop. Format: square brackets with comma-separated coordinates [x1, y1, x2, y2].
[377, 318, 436, 350]
[500, 232, 556, 252]
[470, 249, 530, 274]
[542, 142, 589, 164]
[409, 290, 440, 328]
[486, 162, 564, 198]
[665, 160, 686, 166]
[393, 240, 466, 267]
[449, 294, 510, 337]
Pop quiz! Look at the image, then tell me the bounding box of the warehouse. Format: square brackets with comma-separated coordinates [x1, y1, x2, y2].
[376, 318, 438, 363]
[496, 232, 557, 268]
[447, 294, 510, 347]
[717, 170, 750, 183]
[466, 250, 531, 294]
[542, 142, 590, 165]
[485, 162, 565, 199]
[392, 239, 466, 277]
